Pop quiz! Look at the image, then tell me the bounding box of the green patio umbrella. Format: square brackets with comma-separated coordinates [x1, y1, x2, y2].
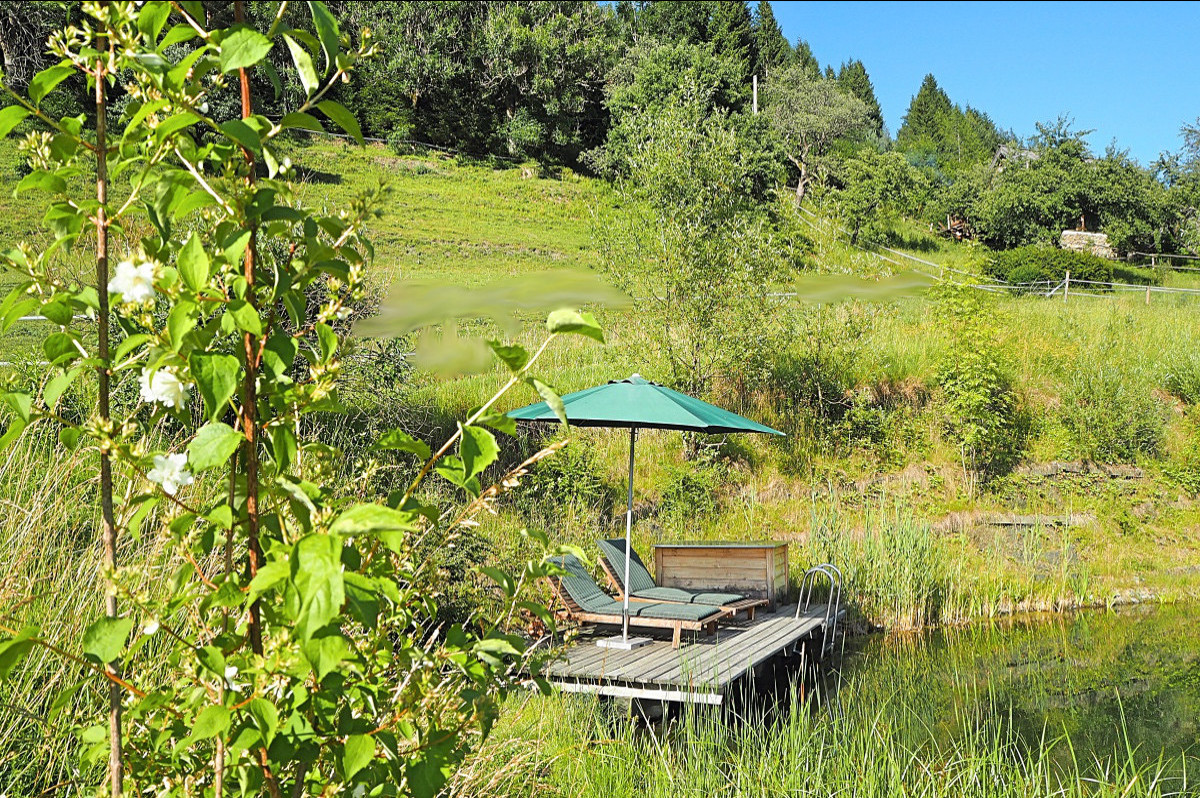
[508, 374, 784, 648]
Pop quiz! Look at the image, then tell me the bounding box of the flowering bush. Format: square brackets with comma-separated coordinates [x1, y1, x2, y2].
[0, 3, 595, 795]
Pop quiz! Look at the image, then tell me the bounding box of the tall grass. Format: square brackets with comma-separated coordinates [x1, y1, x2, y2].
[453, 687, 1193, 797]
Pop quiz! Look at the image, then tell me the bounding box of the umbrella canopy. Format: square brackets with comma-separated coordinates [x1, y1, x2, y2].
[508, 374, 784, 436]
[508, 374, 783, 647]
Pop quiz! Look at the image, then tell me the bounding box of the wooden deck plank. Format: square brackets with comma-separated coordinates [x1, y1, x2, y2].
[655, 616, 808, 686]
[544, 604, 834, 703]
[654, 608, 815, 683]
[710, 616, 825, 685]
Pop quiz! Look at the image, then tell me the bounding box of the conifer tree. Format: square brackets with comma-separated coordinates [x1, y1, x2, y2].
[897, 73, 953, 147]
[752, 1, 792, 77]
[793, 38, 822, 78]
[708, 1, 756, 80]
[836, 59, 884, 137]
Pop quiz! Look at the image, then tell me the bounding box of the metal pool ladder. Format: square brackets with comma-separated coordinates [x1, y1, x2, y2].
[796, 563, 842, 659]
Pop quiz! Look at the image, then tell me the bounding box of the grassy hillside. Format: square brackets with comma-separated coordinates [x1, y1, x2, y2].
[3, 132, 1200, 794]
[4, 135, 1200, 618]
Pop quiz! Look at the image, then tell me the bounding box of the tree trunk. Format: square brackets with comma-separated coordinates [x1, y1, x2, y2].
[232, 0, 264, 659]
[94, 16, 122, 798]
[787, 153, 807, 202]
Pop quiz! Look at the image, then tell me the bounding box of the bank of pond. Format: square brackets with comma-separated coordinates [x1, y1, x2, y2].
[457, 604, 1199, 796]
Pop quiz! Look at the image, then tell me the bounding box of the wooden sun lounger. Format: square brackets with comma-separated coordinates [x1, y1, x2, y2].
[597, 543, 769, 621]
[547, 568, 729, 649]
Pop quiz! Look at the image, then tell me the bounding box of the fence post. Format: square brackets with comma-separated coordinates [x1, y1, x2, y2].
[1147, 283, 1152, 305]
[1063, 270, 1069, 303]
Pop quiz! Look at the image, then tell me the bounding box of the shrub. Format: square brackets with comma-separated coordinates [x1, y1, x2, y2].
[936, 284, 1025, 481]
[659, 455, 726, 520]
[982, 245, 1113, 287]
[509, 436, 612, 522]
[1060, 367, 1167, 462]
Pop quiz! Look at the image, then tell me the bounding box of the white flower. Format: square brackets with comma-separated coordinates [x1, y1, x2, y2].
[224, 665, 244, 693]
[142, 619, 160, 636]
[147, 453, 193, 496]
[335, 306, 352, 320]
[139, 368, 188, 410]
[108, 256, 157, 304]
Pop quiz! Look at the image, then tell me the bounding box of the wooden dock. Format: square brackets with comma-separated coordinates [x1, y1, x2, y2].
[544, 603, 834, 705]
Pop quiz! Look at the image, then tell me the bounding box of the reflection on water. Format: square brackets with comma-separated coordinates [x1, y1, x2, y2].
[829, 604, 1200, 772]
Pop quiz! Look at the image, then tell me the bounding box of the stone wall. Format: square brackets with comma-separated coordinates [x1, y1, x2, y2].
[1060, 230, 1116, 259]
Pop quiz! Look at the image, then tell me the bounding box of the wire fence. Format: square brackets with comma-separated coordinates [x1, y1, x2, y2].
[792, 202, 1200, 304]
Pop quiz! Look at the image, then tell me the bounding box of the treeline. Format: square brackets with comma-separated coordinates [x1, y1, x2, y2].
[5, 1, 1199, 254]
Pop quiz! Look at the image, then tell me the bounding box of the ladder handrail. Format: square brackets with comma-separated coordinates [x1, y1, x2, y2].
[796, 563, 842, 658]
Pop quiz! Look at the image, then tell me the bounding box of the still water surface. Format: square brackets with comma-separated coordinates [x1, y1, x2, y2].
[832, 604, 1200, 770]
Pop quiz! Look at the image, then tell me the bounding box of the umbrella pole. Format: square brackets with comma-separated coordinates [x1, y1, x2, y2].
[622, 427, 637, 641]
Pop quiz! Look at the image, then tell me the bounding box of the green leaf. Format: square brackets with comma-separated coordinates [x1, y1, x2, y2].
[248, 698, 278, 745]
[167, 301, 197, 351]
[372, 429, 431, 459]
[283, 35, 319, 96]
[290, 534, 345, 640]
[219, 27, 273, 73]
[247, 558, 289, 602]
[488, 341, 529, 373]
[0, 626, 38, 679]
[315, 323, 337, 363]
[308, 1, 341, 67]
[58, 426, 80, 450]
[474, 636, 523, 658]
[343, 573, 380, 629]
[0, 418, 27, 455]
[279, 111, 324, 132]
[300, 630, 350, 681]
[434, 456, 481, 497]
[188, 353, 240, 422]
[341, 734, 375, 780]
[262, 334, 298, 379]
[546, 309, 604, 343]
[530, 379, 567, 425]
[0, 105, 30, 139]
[136, 1, 172, 42]
[29, 65, 72, 106]
[477, 410, 517, 436]
[82, 617, 134, 663]
[197, 645, 225, 676]
[2, 392, 31, 423]
[159, 23, 198, 49]
[220, 119, 262, 155]
[188, 422, 244, 472]
[228, 300, 263, 335]
[43, 368, 80, 411]
[39, 296, 72, 326]
[15, 170, 66, 196]
[178, 233, 210, 292]
[479, 566, 516, 598]
[43, 332, 79, 365]
[317, 100, 363, 145]
[192, 705, 231, 741]
[222, 230, 252, 264]
[459, 424, 499, 479]
[154, 112, 200, 142]
[329, 504, 417, 537]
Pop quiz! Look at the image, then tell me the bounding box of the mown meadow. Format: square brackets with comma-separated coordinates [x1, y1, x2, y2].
[3, 135, 1200, 793]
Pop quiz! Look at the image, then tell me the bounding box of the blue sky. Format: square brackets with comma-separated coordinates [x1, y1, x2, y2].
[769, 1, 1200, 164]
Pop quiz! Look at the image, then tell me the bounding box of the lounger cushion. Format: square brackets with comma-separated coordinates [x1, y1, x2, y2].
[553, 555, 721, 622]
[554, 554, 619, 613]
[632, 587, 745, 606]
[598, 538, 656, 594]
[629, 602, 723, 622]
[599, 539, 747, 605]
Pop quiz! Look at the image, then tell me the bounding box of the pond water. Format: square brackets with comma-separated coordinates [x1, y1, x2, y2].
[829, 604, 1200, 772]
